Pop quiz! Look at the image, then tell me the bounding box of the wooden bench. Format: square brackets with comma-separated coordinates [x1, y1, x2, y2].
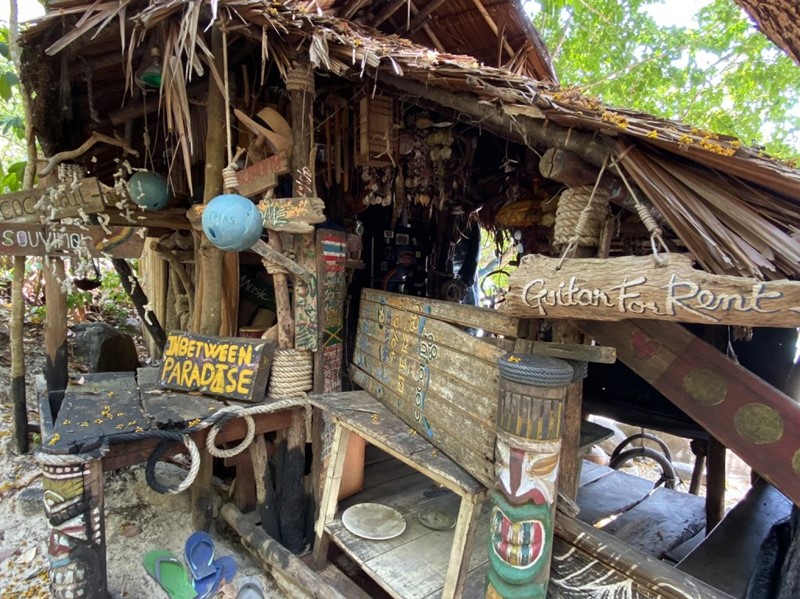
[311, 289, 615, 598]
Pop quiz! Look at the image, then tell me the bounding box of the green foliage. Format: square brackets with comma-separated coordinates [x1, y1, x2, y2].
[532, 0, 800, 158]
[0, 25, 26, 191]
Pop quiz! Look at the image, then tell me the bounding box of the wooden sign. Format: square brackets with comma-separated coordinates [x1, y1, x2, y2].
[236, 154, 290, 198]
[505, 253, 800, 327]
[314, 230, 347, 393]
[257, 197, 326, 234]
[160, 332, 273, 402]
[351, 291, 506, 487]
[0, 223, 144, 259]
[0, 178, 104, 224]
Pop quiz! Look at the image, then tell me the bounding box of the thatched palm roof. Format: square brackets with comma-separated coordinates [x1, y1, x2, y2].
[20, 0, 800, 280]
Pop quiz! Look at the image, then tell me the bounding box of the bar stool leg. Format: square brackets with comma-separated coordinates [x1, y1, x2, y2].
[312, 423, 351, 569]
[442, 495, 483, 599]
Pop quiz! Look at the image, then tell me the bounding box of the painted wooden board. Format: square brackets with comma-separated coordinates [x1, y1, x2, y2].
[551, 516, 732, 599]
[351, 298, 503, 487]
[160, 331, 274, 402]
[0, 223, 144, 258]
[137, 367, 222, 426]
[47, 372, 149, 452]
[578, 318, 800, 507]
[576, 469, 655, 525]
[236, 153, 290, 198]
[0, 177, 104, 223]
[257, 196, 326, 233]
[293, 231, 319, 351]
[505, 253, 800, 327]
[601, 487, 706, 558]
[362, 288, 524, 338]
[315, 230, 347, 393]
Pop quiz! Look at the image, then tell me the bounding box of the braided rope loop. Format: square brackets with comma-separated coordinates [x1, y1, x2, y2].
[206, 414, 256, 458]
[269, 348, 313, 399]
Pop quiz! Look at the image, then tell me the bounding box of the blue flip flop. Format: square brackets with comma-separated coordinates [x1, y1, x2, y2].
[185, 532, 217, 580]
[193, 555, 237, 598]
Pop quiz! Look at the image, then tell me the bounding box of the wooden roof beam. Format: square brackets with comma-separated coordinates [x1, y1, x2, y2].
[407, 0, 449, 33]
[372, 0, 408, 28]
[339, 0, 371, 20]
[469, 0, 515, 61]
[387, 2, 445, 53]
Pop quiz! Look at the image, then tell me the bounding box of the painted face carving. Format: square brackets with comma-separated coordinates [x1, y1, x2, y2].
[495, 435, 561, 506]
[488, 491, 552, 585]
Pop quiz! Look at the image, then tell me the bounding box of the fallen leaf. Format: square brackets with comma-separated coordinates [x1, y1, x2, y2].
[18, 546, 37, 564]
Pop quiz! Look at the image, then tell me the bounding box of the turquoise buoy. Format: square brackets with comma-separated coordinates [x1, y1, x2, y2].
[128, 171, 170, 211]
[202, 194, 263, 251]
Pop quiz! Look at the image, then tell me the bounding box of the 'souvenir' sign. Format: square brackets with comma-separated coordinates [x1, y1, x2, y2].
[504, 253, 800, 327]
[159, 332, 273, 402]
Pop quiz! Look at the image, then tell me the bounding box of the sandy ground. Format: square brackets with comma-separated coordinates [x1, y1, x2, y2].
[0, 314, 285, 599]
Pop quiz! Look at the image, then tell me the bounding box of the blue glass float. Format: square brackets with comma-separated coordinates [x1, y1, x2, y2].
[202, 194, 263, 251]
[128, 171, 170, 211]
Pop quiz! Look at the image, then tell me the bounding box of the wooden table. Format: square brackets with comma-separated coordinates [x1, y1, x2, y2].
[38, 369, 300, 599]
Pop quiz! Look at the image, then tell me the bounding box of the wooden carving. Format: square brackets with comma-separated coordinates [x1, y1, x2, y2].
[504, 253, 800, 327]
[236, 154, 290, 198]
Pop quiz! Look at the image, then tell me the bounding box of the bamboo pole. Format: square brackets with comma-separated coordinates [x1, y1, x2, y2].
[9, 0, 35, 453]
[191, 23, 227, 532]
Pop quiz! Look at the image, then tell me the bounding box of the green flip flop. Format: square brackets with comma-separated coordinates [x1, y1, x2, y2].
[144, 550, 198, 599]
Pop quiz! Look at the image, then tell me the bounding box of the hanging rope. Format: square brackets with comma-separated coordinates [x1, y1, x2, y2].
[611, 149, 670, 266]
[220, 26, 245, 194]
[554, 157, 610, 271]
[206, 413, 256, 458]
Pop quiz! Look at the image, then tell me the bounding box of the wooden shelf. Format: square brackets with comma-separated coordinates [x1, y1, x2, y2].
[326, 474, 490, 599]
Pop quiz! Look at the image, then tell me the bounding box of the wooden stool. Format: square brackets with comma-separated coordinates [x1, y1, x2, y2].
[312, 391, 487, 599]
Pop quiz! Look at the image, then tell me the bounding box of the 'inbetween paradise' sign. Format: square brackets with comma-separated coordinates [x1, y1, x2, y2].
[504, 254, 800, 327]
[159, 332, 273, 402]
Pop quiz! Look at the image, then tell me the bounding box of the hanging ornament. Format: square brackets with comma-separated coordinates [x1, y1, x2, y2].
[139, 47, 163, 89]
[127, 171, 170, 211]
[202, 194, 263, 252]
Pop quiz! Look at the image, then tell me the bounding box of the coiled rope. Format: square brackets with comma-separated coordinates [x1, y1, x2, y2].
[269, 349, 314, 399]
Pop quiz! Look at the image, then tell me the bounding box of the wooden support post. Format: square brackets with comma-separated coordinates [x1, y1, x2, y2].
[487, 355, 571, 599]
[313, 424, 351, 568]
[11, 255, 27, 453]
[44, 257, 68, 419]
[222, 502, 347, 599]
[552, 248, 595, 500]
[190, 24, 227, 531]
[42, 457, 107, 599]
[443, 496, 482, 599]
[706, 436, 726, 532]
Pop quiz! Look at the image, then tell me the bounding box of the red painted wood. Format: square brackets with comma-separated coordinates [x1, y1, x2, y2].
[579, 319, 800, 506]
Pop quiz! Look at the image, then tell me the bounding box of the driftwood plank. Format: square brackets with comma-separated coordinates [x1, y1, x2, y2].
[579, 460, 614, 487]
[512, 338, 616, 364]
[350, 367, 494, 489]
[601, 487, 706, 558]
[578, 318, 800, 506]
[0, 177, 104, 223]
[315, 230, 347, 393]
[362, 288, 524, 337]
[0, 223, 145, 259]
[359, 298, 505, 365]
[49, 372, 148, 451]
[576, 469, 654, 525]
[551, 516, 733, 599]
[137, 367, 223, 426]
[505, 253, 800, 327]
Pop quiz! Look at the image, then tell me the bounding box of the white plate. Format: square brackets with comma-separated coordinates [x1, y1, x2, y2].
[342, 503, 406, 540]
